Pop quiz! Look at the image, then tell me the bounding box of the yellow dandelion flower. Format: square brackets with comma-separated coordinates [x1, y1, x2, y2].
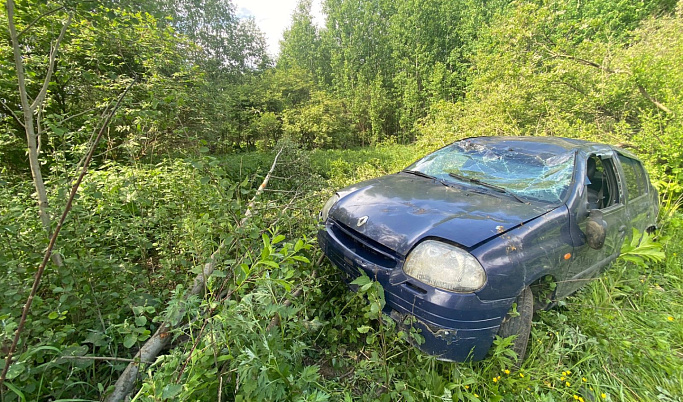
[573, 395, 579, 400]
[504, 369, 510, 375]
[579, 397, 585, 402]
[560, 376, 565, 381]
[562, 371, 567, 376]
[601, 393, 607, 399]
[493, 377, 498, 383]
[667, 316, 675, 321]
[520, 373, 525, 378]
[465, 385, 469, 389]
[566, 381, 571, 387]
[582, 377, 587, 382]
[474, 393, 479, 398]
[567, 370, 572, 375]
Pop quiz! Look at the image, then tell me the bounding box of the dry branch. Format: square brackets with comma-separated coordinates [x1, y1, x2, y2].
[105, 148, 284, 402]
[637, 83, 673, 115]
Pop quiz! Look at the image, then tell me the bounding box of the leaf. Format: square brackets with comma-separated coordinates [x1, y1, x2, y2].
[357, 325, 372, 333]
[123, 333, 137, 348]
[3, 381, 25, 400]
[48, 311, 59, 319]
[135, 316, 147, 326]
[199, 146, 209, 153]
[350, 274, 371, 287]
[291, 255, 310, 264]
[258, 260, 280, 269]
[4, 362, 25, 380]
[161, 384, 183, 399]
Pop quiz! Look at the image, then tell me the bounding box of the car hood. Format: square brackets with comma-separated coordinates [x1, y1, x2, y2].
[330, 173, 555, 255]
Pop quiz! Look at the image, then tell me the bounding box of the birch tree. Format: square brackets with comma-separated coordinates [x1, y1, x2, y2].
[5, 0, 71, 266]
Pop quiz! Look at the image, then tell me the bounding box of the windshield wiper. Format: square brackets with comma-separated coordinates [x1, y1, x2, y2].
[402, 170, 436, 180]
[402, 170, 454, 188]
[448, 172, 527, 204]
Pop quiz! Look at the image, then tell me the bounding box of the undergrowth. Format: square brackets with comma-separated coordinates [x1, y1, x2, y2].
[1, 144, 681, 401]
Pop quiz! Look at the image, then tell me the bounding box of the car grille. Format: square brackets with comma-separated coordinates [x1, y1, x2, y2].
[329, 220, 399, 269]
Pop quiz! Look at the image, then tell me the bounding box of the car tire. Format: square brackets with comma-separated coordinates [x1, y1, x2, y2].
[498, 286, 533, 364]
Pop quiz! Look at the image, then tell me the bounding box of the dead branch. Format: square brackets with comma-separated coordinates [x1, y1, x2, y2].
[59, 356, 154, 364]
[0, 81, 134, 387]
[547, 50, 619, 74]
[0, 100, 24, 128]
[637, 83, 673, 115]
[17, 5, 66, 38]
[105, 148, 284, 402]
[240, 148, 283, 226]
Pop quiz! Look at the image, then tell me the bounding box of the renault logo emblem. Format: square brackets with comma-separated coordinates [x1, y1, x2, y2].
[356, 216, 368, 227]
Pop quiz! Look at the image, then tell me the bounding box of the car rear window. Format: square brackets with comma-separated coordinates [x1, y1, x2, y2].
[617, 154, 648, 200]
[407, 140, 576, 204]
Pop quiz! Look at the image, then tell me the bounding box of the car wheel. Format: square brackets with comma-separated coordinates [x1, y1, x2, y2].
[498, 286, 533, 364]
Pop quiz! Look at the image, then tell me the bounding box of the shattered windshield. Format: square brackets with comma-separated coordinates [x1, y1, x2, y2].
[406, 140, 576, 203]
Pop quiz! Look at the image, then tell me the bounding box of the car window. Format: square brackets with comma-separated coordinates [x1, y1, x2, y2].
[406, 141, 575, 203]
[586, 155, 621, 209]
[617, 154, 647, 201]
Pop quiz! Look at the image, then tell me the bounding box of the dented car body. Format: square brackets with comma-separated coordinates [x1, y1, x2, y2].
[318, 136, 658, 361]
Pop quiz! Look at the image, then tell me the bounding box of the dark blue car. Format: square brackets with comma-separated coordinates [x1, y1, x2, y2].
[318, 136, 658, 361]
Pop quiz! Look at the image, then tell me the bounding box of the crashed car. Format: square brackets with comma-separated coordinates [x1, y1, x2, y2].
[318, 136, 658, 361]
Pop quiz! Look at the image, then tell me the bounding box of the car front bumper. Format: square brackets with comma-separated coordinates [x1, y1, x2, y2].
[318, 221, 515, 361]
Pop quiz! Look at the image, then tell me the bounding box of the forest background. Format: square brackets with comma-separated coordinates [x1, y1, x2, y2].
[1, 0, 682, 400]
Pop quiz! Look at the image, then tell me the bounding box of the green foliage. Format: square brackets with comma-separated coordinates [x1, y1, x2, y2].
[282, 91, 353, 149]
[618, 228, 666, 267]
[0, 157, 258, 399]
[2, 0, 683, 400]
[416, 0, 682, 182]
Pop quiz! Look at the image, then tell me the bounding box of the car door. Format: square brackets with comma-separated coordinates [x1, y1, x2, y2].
[616, 153, 655, 234]
[558, 153, 629, 297]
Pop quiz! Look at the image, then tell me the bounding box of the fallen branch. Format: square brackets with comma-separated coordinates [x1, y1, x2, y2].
[105, 148, 284, 402]
[59, 356, 154, 364]
[241, 148, 283, 226]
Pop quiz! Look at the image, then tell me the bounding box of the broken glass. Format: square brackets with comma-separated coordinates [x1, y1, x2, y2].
[406, 141, 576, 203]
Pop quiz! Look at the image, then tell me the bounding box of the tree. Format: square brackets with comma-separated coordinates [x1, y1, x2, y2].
[278, 0, 326, 82]
[5, 0, 70, 265]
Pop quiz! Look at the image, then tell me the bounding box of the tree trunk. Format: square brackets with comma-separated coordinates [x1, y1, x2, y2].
[6, 0, 70, 266]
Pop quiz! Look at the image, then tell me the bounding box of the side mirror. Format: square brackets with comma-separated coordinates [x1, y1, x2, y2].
[585, 209, 607, 249]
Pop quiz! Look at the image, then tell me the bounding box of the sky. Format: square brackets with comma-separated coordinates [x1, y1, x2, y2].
[233, 0, 325, 58]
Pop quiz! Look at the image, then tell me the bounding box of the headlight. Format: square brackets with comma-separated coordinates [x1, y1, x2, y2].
[320, 193, 340, 222]
[403, 240, 486, 293]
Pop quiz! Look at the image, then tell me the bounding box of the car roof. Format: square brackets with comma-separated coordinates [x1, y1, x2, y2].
[462, 136, 635, 158]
